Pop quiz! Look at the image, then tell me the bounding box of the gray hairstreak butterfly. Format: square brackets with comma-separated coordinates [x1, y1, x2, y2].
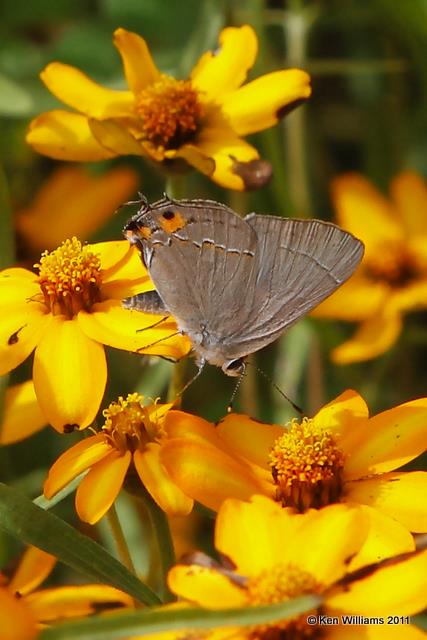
[123, 196, 364, 376]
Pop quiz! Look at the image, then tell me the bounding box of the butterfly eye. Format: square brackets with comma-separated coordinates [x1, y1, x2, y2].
[222, 358, 246, 377]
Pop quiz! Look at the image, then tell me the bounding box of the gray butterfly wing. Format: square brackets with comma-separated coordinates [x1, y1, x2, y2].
[220, 214, 364, 357]
[143, 200, 259, 344]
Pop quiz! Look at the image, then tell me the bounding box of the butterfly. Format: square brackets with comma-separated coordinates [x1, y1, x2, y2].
[123, 196, 363, 376]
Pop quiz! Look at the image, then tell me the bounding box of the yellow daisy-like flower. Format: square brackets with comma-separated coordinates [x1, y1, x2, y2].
[165, 497, 427, 640]
[26, 26, 311, 190]
[44, 393, 197, 524]
[16, 165, 138, 253]
[161, 390, 427, 568]
[0, 239, 190, 432]
[1, 545, 132, 629]
[312, 172, 427, 363]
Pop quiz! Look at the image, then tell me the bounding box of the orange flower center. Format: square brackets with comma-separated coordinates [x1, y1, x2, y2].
[246, 563, 322, 640]
[135, 75, 203, 151]
[35, 238, 102, 318]
[366, 244, 421, 288]
[102, 393, 166, 453]
[269, 418, 345, 511]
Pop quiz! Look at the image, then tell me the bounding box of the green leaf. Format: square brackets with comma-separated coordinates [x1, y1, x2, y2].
[0, 483, 161, 605]
[40, 595, 321, 640]
[0, 73, 33, 116]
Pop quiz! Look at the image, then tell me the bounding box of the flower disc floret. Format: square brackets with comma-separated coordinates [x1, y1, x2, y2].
[35, 237, 102, 317]
[246, 564, 321, 640]
[270, 418, 345, 510]
[102, 393, 166, 453]
[136, 75, 203, 152]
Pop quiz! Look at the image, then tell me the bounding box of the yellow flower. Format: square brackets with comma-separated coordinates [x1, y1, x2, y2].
[26, 26, 311, 190]
[161, 390, 427, 568]
[0, 239, 190, 432]
[0, 587, 37, 640]
[16, 165, 138, 254]
[312, 172, 427, 363]
[44, 393, 195, 524]
[1, 545, 132, 628]
[164, 497, 427, 640]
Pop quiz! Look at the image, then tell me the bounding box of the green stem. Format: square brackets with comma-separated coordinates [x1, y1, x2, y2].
[165, 174, 187, 200]
[282, 5, 318, 217]
[144, 494, 175, 602]
[106, 504, 137, 576]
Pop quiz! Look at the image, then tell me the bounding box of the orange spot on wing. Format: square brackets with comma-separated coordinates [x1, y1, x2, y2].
[137, 226, 152, 239]
[160, 211, 186, 234]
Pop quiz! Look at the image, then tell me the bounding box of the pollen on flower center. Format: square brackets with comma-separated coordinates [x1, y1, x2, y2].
[102, 393, 165, 454]
[135, 75, 203, 151]
[269, 418, 345, 511]
[35, 237, 102, 318]
[246, 564, 322, 640]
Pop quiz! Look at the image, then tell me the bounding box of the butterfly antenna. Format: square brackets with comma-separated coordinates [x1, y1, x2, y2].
[246, 361, 304, 416]
[116, 192, 148, 212]
[227, 366, 247, 413]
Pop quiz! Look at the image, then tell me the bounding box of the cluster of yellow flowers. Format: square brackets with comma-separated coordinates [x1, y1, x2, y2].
[1, 23, 427, 640]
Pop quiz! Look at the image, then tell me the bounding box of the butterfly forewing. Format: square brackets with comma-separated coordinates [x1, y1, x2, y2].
[218, 215, 364, 356]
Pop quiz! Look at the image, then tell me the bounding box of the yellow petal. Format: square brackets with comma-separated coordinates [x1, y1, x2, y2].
[89, 118, 145, 156]
[327, 549, 427, 616]
[9, 546, 56, 596]
[0, 380, 46, 445]
[99, 243, 150, 291]
[217, 413, 283, 469]
[332, 310, 402, 364]
[312, 389, 370, 456]
[215, 496, 301, 576]
[331, 174, 403, 260]
[0, 586, 37, 640]
[344, 398, 427, 479]
[160, 439, 271, 513]
[222, 69, 311, 136]
[165, 410, 225, 449]
[168, 565, 247, 608]
[345, 504, 415, 572]
[390, 171, 427, 237]
[191, 25, 257, 100]
[33, 317, 107, 433]
[44, 434, 111, 499]
[286, 505, 369, 587]
[113, 28, 161, 94]
[78, 301, 191, 360]
[388, 280, 427, 314]
[26, 584, 132, 622]
[345, 472, 427, 532]
[0, 268, 37, 281]
[133, 445, 193, 515]
[195, 129, 259, 190]
[75, 450, 131, 524]
[40, 62, 134, 118]
[26, 110, 115, 161]
[0, 276, 48, 375]
[171, 144, 215, 177]
[89, 240, 133, 273]
[311, 275, 388, 321]
[16, 166, 138, 252]
[313, 389, 369, 432]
